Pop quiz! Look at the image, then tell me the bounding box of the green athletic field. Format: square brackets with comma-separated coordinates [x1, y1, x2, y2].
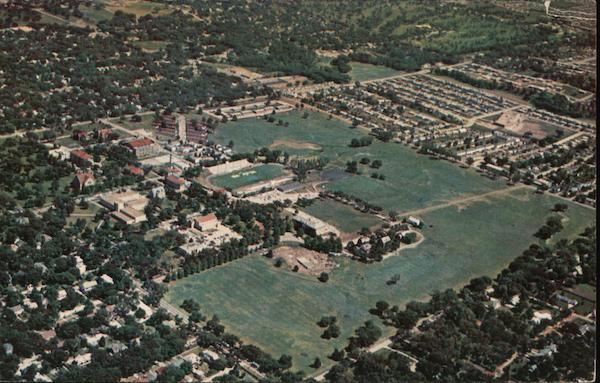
[210, 164, 286, 190]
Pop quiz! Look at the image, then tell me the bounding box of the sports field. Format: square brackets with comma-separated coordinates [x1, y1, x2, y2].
[210, 164, 285, 190]
[104, 0, 173, 17]
[302, 199, 382, 233]
[166, 188, 595, 373]
[210, 110, 360, 159]
[348, 62, 402, 82]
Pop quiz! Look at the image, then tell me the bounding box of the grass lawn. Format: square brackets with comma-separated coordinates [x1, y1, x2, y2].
[112, 114, 157, 134]
[35, 11, 70, 26]
[325, 141, 502, 213]
[104, 0, 173, 17]
[210, 110, 360, 159]
[56, 137, 82, 149]
[210, 164, 285, 190]
[66, 204, 100, 229]
[349, 62, 402, 82]
[212, 110, 504, 212]
[166, 188, 595, 374]
[302, 199, 382, 233]
[80, 5, 114, 23]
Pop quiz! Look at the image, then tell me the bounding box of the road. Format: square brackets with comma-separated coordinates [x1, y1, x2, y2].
[394, 184, 529, 218]
[177, 114, 187, 142]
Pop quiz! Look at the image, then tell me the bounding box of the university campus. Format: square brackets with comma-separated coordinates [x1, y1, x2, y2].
[0, 1, 596, 382]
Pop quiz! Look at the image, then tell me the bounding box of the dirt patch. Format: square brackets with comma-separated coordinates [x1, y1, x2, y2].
[274, 246, 336, 276]
[316, 49, 353, 57]
[269, 139, 322, 150]
[279, 75, 309, 84]
[496, 110, 570, 139]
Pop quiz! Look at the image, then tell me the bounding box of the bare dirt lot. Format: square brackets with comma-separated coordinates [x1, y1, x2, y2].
[496, 110, 572, 139]
[274, 246, 336, 275]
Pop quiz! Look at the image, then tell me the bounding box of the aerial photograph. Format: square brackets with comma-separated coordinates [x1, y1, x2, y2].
[0, 0, 596, 382]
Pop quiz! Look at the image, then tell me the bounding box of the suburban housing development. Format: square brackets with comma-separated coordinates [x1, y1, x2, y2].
[0, 1, 596, 382]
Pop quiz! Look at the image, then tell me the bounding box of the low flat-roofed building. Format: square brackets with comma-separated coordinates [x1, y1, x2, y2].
[292, 210, 339, 237]
[277, 181, 303, 193]
[99, 191, 148, 224]
[112, 207, 146, 224]
[80, 280, 98, 293]
[149, 186, 166, 199]
[99, 190, 145, 211]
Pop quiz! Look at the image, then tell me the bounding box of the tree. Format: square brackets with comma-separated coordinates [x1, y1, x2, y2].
[317, 316, 336, 327]
[351, 320, 381, 348]
[318, 272, 329, 283]
[553, 203, 568, 212]
[375, 300, 390, 315]
[371, 160, 382, 169]
[312, 357, 321, 368]
[329, 348, 345, 361]
[278, 354, 293, 370]
[322, 324, 341, 339]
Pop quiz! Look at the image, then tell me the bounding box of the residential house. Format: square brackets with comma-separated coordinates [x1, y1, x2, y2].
[164, 175, 186, 190]
[71, 171, 95, 191]
[70, 149, 92, 167]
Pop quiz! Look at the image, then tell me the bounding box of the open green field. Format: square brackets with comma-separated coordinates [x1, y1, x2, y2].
[211, 110, 359, 158]
[349, 62, 402, 82]
[80, 5, 114, 23]
[35, 11, 70, 26]
[325, 141, 502, 213]
[210, 164, 286, 190]
[302, 199, 382, 233]
[104, 0, 173, 17]
[166, 188, 595, 373]
[212, 110, 503, 212]
[112, 114, 156, 134]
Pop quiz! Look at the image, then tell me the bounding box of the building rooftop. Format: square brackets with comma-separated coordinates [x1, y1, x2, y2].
[71, 149, 92, 160]
[195, 213, 218, 223]
[125, 138, 155, 148]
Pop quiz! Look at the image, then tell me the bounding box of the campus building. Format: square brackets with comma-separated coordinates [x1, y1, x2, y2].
[122, 138, 160, 158]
